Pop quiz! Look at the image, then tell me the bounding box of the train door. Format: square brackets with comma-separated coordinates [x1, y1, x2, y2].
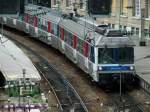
[88, 45, 99, 82]
[60, 27, 65, 52]
[34, 16, 38, 36]
[73, 34, 78, 63]
[76, 38, 89, 72]
[84, 42, 89, 70]
[25, 14, 29, 33]
[47, 21, 52, 44]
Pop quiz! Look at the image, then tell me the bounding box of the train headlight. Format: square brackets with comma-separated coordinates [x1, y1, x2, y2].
[130, 66, 134, 70]
[99, 66, 102, 71]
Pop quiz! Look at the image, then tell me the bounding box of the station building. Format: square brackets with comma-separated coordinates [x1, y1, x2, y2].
[50, 0, 150, 40]
[104, 0, 150, 40]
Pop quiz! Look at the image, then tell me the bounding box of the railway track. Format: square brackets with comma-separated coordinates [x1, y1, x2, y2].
[8, 34, 88, 112]
[109, 92, 145, 112]
[2, 26, 150, 112]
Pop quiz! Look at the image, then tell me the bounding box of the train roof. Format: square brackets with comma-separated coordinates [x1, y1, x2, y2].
[25, 4, 134, 48]
[78, 17, 99, 26]
[26, 4, 61, 24]
[0, 34, 41, 82]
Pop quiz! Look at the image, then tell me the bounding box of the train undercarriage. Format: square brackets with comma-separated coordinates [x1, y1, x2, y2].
[98, 73, 138, 87]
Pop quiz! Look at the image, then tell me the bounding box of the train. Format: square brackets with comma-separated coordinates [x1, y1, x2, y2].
[0, 4, 135, 85]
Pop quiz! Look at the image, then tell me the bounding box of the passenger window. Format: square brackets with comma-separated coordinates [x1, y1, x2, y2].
[89, 46, 95, 63]
[77, 39, 84, 54]
[51, 23, 54, 34]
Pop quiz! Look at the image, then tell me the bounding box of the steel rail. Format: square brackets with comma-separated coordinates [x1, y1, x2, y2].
[4, 31, 88, 112]
[33, 63, 63, 111]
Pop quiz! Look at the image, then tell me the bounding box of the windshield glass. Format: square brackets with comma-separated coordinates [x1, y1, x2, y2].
[98, 47, 134, 64]
[106, 30, 123, 37]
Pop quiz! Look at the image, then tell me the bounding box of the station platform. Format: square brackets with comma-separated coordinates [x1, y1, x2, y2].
[0, 34, 41, 83]
[134, 38, 150, 94]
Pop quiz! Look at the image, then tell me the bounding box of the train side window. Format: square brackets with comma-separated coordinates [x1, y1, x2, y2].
[65, 32, 73, 47]
[29, 15, 34, 25]
[68, 33, 74, 46]
[53, 24, 59, 37]
[60, 27, 65, 40]
[19, 15, 23, 21]
[51, 23, 54, 34]
[53, 24, 58, 36]
[38, 18, 42, 29]
[57, 26, 60, 37]
[77, 38, 84, 54]
[64, 30, 68, 42]
[89, 46, 95, 63]
[40, 19, 47, 31]
[59, 27, 62, 38]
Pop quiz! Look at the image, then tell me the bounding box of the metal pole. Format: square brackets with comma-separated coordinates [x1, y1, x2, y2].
[2, 19, 3, 38]
[123, 99, 125, 112]
[139, 4, 146, 46]
[118, 0, 122, 30]
[0, 17, 3, 43]
[120, 73, 122, 101]
[23, 69, 26, 103]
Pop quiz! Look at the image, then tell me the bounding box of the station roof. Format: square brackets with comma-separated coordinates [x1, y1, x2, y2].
[0, 34, 41, 82]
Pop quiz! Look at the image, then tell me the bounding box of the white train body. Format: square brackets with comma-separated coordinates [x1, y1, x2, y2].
[0, 4, 135, 85]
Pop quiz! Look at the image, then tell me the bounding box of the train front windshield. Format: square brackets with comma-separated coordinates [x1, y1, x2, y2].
[98, 47, 134, 64]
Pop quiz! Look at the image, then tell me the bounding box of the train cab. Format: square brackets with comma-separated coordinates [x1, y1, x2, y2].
[97, 47, 134, 73]
[95, 32, 135, 85]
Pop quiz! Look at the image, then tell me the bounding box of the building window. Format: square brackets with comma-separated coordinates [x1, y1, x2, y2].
[121, 0, 128, 15]
[112, 24, 115, 29]
[119, 25, 122, 30]
[66, 0, 70, 7]
[111, 0, 116, 13]
[144, 29, 149, 37]
[135, 0, 141, 17]
[148, 0, 150, 18]
[54, 0, 57, 5]
[123, 26, 127, 31]
[136, 28, 139, 35]
[80, 0, 84, 9]
[131, 27, 135, 35]
[88, 0, 111, 15]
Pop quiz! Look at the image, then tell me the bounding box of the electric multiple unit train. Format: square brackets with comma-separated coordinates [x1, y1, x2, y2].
[0, 4, 135, 85]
